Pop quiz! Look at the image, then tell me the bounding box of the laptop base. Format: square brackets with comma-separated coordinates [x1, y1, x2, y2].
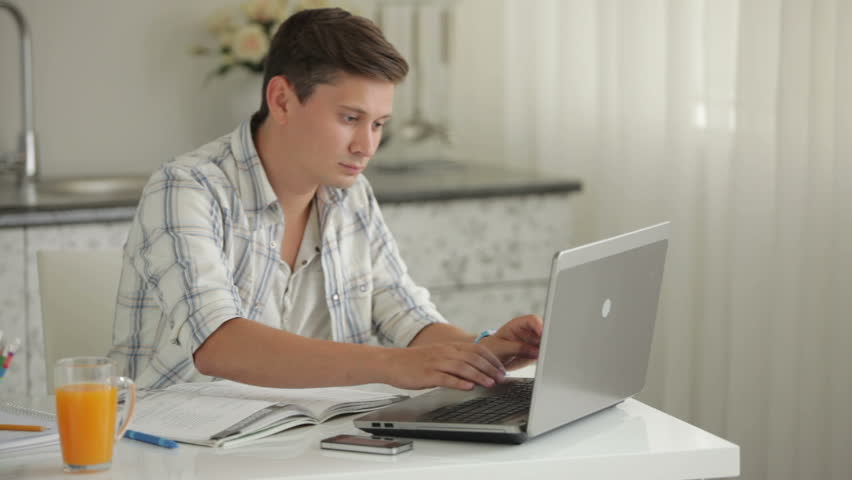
[358, 427, 528, 444]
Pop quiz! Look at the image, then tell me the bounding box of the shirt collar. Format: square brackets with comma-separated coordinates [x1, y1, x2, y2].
[317, 184, 348, 206]
[229, 121, 281, 229]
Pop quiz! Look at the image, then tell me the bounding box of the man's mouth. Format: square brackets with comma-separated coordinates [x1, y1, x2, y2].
[339, 162, 365, 174]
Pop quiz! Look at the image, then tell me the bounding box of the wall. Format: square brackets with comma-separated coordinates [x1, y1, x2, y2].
[0, 0, 508, 179]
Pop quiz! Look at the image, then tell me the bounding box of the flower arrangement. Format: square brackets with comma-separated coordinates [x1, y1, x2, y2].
[192, 0, 348, 80]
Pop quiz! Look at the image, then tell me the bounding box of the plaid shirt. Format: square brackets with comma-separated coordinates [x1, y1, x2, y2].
[109, 122, 447, 389]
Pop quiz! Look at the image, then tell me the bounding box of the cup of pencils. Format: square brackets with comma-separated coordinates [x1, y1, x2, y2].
[0, 333, 21, 381]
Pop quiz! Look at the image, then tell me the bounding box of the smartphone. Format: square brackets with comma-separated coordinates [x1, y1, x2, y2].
[320, 434, 413, 455]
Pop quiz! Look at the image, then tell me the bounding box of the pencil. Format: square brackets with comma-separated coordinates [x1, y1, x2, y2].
[3, 339, 20, 369]
[0, 424, 46, 432]
[2, 351, 15, 370]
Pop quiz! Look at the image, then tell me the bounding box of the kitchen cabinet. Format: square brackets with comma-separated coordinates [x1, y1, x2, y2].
[1, 193, 572, 394]
[382, 194, 572, 334]
[0, 228, 27, 394]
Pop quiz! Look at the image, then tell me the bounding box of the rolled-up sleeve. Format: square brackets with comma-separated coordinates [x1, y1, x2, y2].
[129, 166, 245, 358]
[363, 183, 448, 346]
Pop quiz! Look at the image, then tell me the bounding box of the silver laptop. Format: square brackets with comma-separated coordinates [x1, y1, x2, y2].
[355, 222, 670, 444]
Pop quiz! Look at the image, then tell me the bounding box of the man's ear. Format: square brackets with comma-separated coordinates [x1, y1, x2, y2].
[266, 75, 296, 125]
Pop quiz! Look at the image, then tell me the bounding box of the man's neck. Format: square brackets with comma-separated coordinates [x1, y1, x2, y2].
[253, 120, 318, 217]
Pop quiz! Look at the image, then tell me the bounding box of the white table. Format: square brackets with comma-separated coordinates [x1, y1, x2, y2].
[0, 396, 738, 480]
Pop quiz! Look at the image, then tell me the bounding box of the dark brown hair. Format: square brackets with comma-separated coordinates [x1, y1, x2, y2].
[250, 8, 408, 131]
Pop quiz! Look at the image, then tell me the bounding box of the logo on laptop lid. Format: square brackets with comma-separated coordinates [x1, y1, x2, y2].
[601, 298, 612, 318]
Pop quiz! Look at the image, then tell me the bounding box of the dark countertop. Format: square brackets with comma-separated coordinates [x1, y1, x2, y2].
[365, 162, 581, 203]
[0, 162, 581, 228]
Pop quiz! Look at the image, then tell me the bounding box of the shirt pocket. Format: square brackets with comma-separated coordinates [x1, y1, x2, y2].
[339, 272, 373, 337]
[228, 226, 258, 306]
[343, 272, 373, 299]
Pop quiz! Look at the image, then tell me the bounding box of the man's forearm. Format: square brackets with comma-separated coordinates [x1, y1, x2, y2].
[408, 322, 475, 346]
[193, 317, 392, 388]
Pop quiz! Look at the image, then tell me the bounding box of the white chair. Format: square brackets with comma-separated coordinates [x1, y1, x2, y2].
[37, 249, 123, 391]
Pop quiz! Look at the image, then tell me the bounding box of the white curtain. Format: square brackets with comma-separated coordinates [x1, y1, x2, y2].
[504, 1, 851, 479]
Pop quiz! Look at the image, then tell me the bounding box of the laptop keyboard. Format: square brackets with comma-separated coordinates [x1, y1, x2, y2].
[427, 379, 534, 424]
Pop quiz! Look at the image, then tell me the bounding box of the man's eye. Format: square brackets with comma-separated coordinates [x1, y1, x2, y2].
[344, 115, 358, 123]
[373, 122, 385, 129]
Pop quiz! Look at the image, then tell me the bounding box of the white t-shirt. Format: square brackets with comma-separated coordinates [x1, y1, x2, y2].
[261, 200, 331, 340]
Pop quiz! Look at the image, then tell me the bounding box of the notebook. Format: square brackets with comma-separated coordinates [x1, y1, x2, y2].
[0, 402, 59, 454]
[130, 380, 410, 448]
[355, 222, 670, 443]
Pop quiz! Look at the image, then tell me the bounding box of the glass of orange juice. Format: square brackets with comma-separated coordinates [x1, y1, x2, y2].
[54, 357, 136, 473]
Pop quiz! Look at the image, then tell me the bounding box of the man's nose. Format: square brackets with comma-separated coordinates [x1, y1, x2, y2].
[350, 126, 379, 158]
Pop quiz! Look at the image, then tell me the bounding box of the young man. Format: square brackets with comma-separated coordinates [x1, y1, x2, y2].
[109, 8, 542, 391]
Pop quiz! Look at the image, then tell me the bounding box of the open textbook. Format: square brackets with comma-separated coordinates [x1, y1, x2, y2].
[131, 380, 409, 448]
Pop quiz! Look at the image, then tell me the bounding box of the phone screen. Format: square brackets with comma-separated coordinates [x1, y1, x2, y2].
[320, 434, 413, 454]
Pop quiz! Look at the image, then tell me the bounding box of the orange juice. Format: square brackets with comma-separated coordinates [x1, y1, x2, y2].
[55, 383, 118, 467]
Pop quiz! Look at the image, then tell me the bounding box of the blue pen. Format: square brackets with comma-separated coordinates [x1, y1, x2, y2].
[125, 429, 179, 449]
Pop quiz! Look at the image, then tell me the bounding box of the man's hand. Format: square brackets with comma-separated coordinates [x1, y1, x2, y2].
[382, 342, 507, 391]
[479, 314, 544, 371]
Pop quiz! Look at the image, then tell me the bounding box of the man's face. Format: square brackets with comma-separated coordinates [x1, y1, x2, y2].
[284, 73, 394, 189]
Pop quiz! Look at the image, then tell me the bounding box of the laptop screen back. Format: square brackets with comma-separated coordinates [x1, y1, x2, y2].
[527, 222, 669, 437]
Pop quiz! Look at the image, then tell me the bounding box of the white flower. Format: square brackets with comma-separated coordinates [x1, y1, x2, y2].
[295, 0, 331, 10]
[242, 0, 282, 23]
[231, 24, 270, 64]
[207, 7, 235, 34]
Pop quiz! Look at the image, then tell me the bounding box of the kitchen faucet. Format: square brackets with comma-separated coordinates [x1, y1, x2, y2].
[0, 1, 37, 184]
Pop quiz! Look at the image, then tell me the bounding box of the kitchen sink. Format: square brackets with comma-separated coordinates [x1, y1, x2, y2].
[0, 174, 150, 210]
[35, 175, 149, 196]
[0, 1, 151, 215]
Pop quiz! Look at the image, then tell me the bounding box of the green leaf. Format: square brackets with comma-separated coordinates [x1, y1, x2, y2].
[203, 64, 232, 86]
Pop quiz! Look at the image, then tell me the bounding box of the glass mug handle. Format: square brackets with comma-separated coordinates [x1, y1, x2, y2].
[111, 376, 136, 441]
